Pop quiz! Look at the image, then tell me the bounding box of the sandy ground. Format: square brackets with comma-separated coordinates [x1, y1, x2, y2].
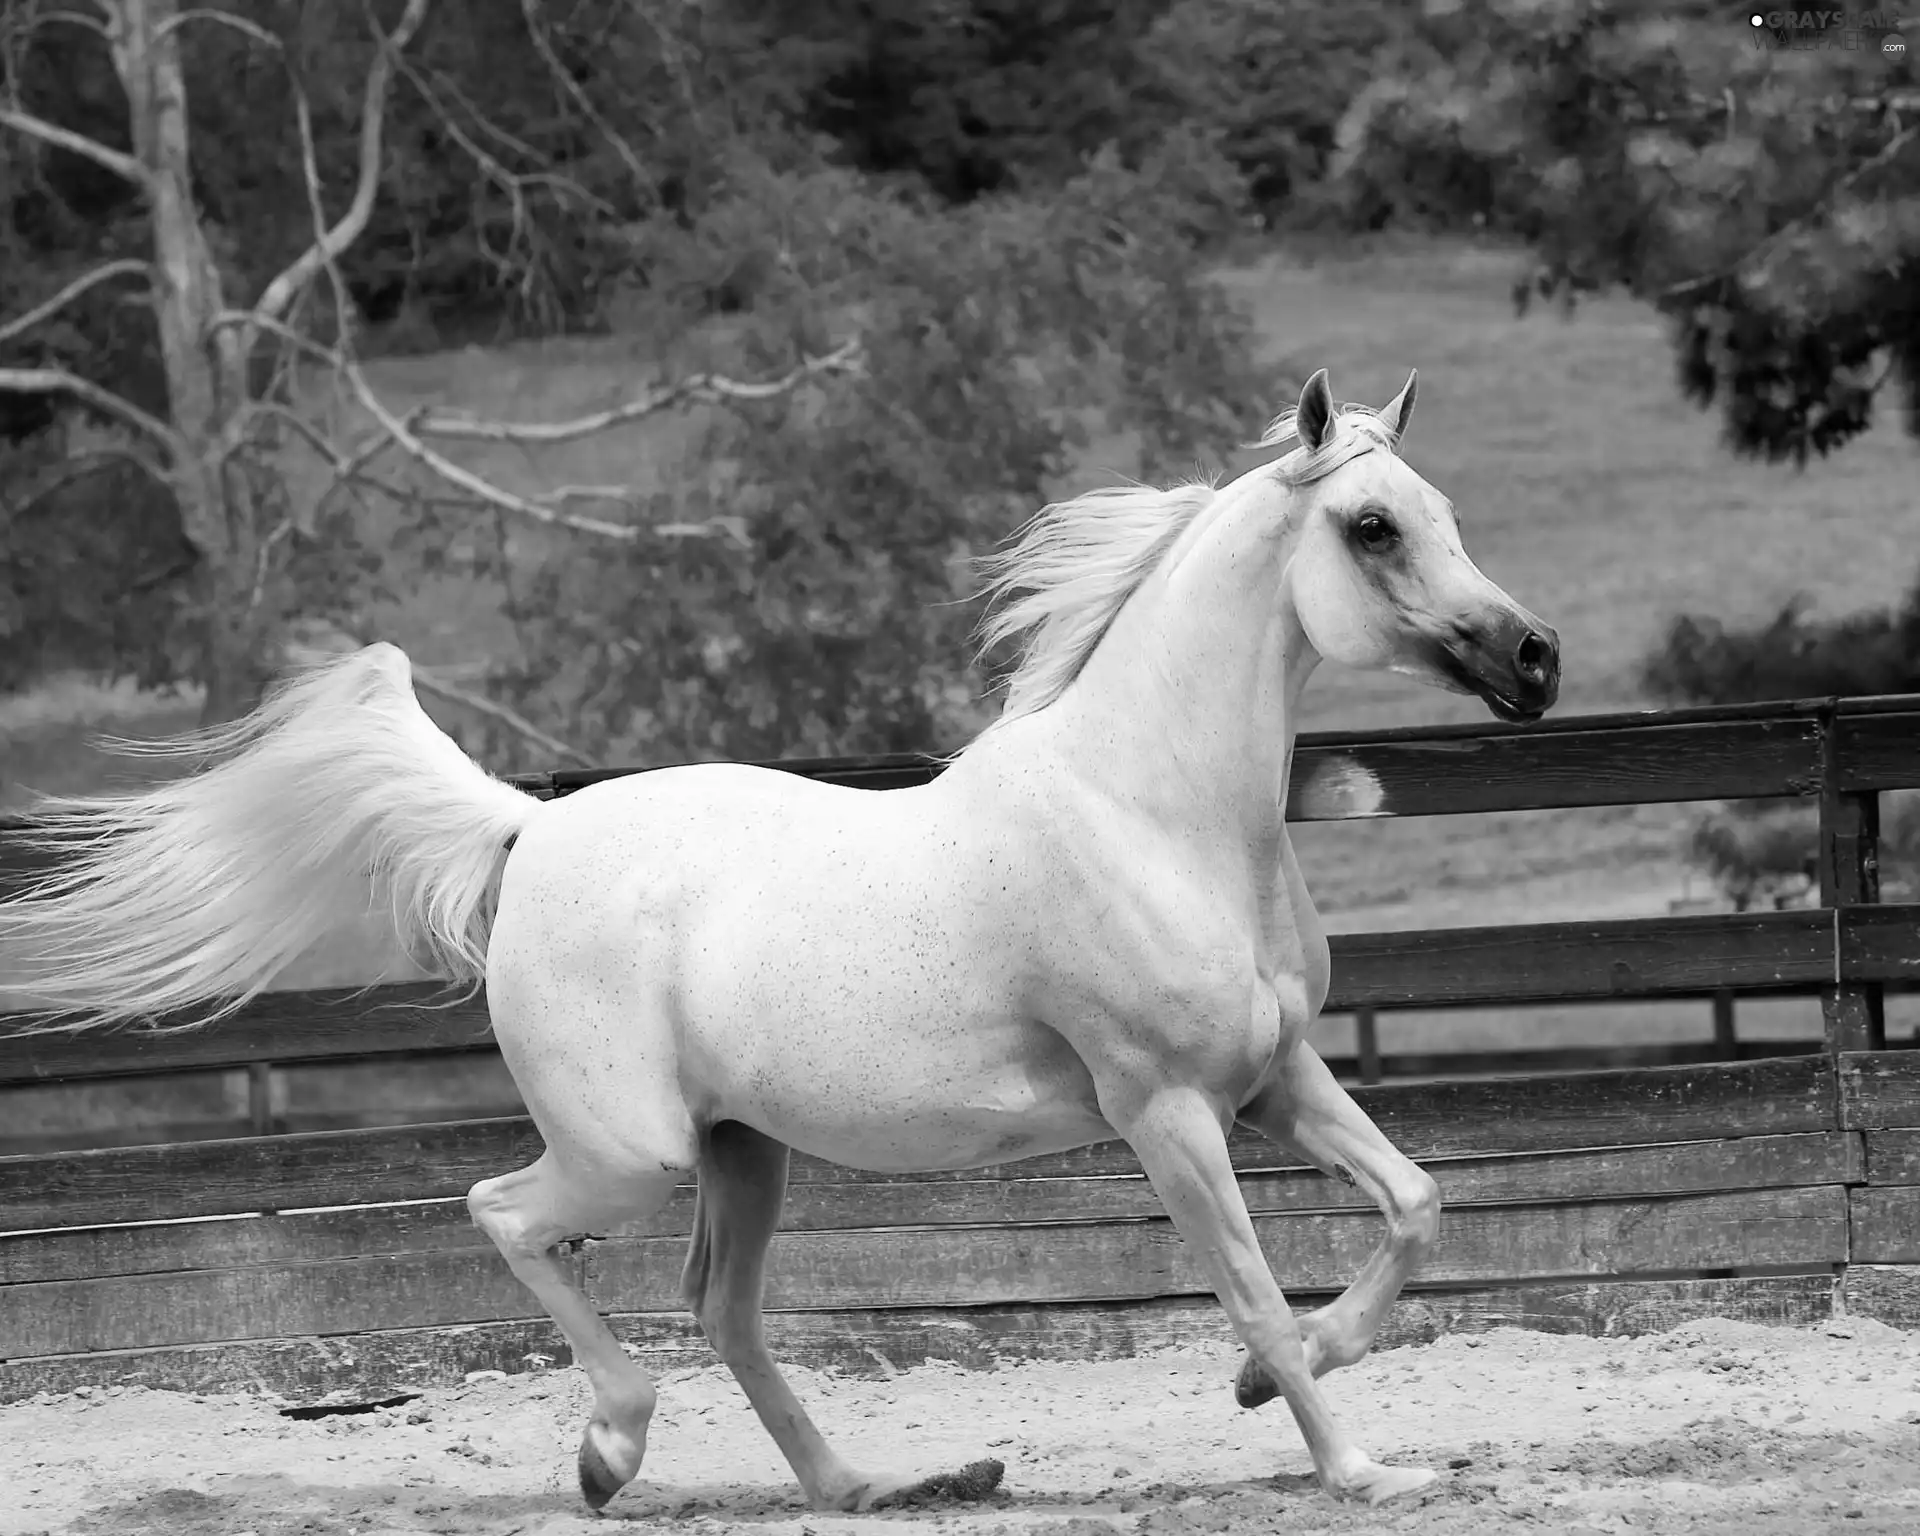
[5, 1317, 1919, 1536]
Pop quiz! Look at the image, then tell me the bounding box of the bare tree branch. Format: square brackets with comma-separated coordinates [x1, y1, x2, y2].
[1660, 121, 1920, 301]
[0, 258, 151, 348]
[398, 54, 617, 221]
[0, 7, 108, 43]
[154, 8, 282, 49]
[225, 397, 415, 529]
[0, 366, 187, 459]
[345, 369, 689, 541]
[250, 0, 430, 330]
[217, 308, 664, 540]
[534, 483, 640, 504]
[409, 666, 592, 767]
[222, 75, 848, 555]
[0, 446, 167, 519]
[413, 339, 866, 444]
[390, 51, 611, 313]
[0, 105, 150, 187]
[520, 0, 655, 206]
[427, 67, 547, 165]
[210, 299, 830, 548]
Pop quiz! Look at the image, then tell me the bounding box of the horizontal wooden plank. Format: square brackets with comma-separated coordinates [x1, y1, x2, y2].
[1, 904, 1857, 1087]
[0, 985, 494, 1087]
[1865, 1129, 1920, 1186]
[0, 1202, 492, 1287]
[1839, 1050, 1920, 1130]
[1326, 1054, 1837, 1161]
[0, 1274, 1839, 1404]
[0, 1056, 1838, 1233]
[0, 1132, 1858, 1286]
[0, 1116, 546, 1234]
[1835, 710, 1920, 793]
[0, 1037, 1842, 1159]
[0, 1185, 1846, 1356]
[1840, 904, 1920, 983]
[1335, 1040, 1826, 1079]
[1288, 715, 1822, 820]
[1850, 1187, 1920, 1264]
[595, 1186, 1847, 1313]
[519, 703, 1837, 819]
[1, 698, 1857, 883]
[1326, 910, 1833, 1010]
[1839, 1264, 1920, 1330]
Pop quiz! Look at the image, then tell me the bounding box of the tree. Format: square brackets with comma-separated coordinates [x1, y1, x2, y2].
[1139, 0, 1397, 219]
[1329, 1, 1920, 709]
[1334, 0, 1919, 464]
[778, 0, 1178, 202]
[1325, 1, 1920, 906]
[1, 0, 1265, 766]
[492, 131, 1263, 763]
[0, 0, 867, 737]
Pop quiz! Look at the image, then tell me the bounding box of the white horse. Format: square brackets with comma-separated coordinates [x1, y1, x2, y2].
[1, 368, 1558, 1510]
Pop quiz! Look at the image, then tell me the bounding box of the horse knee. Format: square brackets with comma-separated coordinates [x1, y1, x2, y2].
[1390, 1167, 1440, 1251]
[468, 1173, 545, 1254]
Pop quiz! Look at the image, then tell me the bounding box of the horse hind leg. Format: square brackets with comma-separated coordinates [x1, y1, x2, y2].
[681, 1120, 1006, 1512]
[467, 1149, 686, 1509]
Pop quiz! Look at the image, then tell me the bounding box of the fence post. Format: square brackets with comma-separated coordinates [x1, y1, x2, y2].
[1711, 988, 1738, 1060]
[1818, 705, 1884, 1054]
[247, 1061, 276, 1136]
[1354, 1008, 1383, 1085]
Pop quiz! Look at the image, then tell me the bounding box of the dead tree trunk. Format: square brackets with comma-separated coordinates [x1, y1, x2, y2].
[107, 0, 273, 723]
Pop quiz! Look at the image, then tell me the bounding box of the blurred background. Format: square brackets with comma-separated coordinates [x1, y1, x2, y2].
[2, 0, 1917, 1095]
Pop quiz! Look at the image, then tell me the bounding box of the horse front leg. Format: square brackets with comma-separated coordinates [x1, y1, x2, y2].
[1233, 1038, 1440, 1405]
[1119, 1085, 1436, 1505]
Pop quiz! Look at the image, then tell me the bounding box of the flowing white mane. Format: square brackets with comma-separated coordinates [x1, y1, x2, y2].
[971, 479, 1219, 731]
[966, 402, 1401, 740]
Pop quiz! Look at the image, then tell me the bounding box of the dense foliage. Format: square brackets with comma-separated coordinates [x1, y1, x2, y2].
[492, 134, 1261, 761]
[1334, 0, 1920, 708]
[0, 0, 1267, 757]
[5, 0, 1918, 753]
[1338, 0, 1920, 464]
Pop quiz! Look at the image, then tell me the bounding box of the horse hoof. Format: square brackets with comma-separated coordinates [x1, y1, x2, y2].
[1234, 1354, 1279, 1410]
[577, 1433, 628, 1510]
[1333, 1462, 1439, 1507]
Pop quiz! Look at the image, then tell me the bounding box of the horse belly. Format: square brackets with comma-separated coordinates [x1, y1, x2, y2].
[678, 913, 1111, 1173]
[758, 1022, 1113, 1174]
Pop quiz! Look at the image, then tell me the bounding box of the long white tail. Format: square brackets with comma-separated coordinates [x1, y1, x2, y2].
[0, 643, 541, 1032]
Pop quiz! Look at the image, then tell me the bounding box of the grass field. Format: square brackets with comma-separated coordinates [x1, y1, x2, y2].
[3, 234, 1915, 1065]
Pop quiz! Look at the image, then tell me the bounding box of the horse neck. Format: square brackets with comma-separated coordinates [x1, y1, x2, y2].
[1032, 481, 1317, 855]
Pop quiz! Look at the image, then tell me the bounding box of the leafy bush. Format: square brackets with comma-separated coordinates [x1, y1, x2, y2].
[475, 132, 1265, 763]
[1643, 584, 1920, 707]
[1686, 801, 1817, 911]
[1330, 0, 1920, 464]
[1139, 0, 1398, 220]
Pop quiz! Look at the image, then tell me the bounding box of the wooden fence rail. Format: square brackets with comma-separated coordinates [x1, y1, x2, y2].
[3, 693, 1920, 1402]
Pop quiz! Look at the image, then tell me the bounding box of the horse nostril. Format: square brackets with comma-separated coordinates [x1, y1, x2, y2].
[1515, 631, 1550, 683]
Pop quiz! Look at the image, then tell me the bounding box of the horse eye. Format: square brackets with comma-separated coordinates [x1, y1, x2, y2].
[1353, 513, 1397, 552]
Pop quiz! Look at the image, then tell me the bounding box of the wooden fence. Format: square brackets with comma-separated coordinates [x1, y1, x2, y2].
[3, 693, 1919, 1404]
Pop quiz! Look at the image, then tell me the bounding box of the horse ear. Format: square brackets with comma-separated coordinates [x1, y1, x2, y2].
[1381, 368, 1418, 445]
[1296, 368, 1336, 451]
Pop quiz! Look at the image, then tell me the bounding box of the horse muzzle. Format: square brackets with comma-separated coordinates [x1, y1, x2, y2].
[1435, 611, 1560, 724]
